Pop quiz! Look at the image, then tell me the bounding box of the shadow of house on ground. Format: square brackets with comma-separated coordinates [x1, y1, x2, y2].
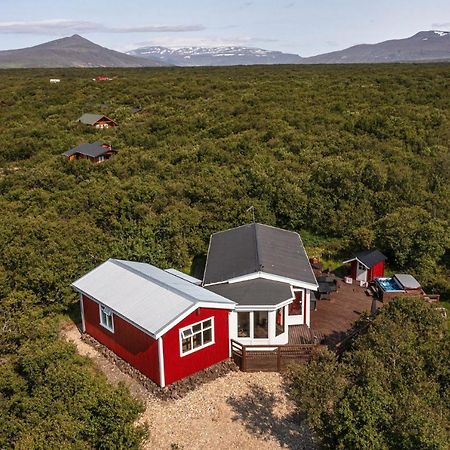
[226, 384, 317, 450]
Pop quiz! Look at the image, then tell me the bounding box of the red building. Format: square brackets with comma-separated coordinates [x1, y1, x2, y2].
[343, 249, 386, 284]
[72, 259, 235, 387]
[78, 113, 118, 129]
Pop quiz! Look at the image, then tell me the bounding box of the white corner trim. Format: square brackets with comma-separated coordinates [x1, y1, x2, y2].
[158, 337, 165, 388]
[80, 294, 86, 332]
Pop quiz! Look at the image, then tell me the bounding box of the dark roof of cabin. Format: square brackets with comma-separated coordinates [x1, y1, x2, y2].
[63, 141, 116, 158]
[206, 279, 293, 306]
[351, 249, 386, 268]
[203, 223, 317, 287]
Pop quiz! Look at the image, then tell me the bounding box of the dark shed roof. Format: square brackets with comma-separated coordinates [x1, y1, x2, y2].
[206, 279, 293, 306]
[344, 249, 386, 269]
[203, 223, 317, 287]
[63, 141, 116, 158]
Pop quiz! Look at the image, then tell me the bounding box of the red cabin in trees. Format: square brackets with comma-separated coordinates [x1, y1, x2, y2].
[343, 249, 386, 284]
[72, 259, 235, 387]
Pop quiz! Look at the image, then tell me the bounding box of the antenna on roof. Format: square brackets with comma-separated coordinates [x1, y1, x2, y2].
[246, 205, 256, 223]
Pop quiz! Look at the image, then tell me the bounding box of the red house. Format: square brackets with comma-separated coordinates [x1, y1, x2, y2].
[71, 259, 235, 387]
[343, 249, 386, 284]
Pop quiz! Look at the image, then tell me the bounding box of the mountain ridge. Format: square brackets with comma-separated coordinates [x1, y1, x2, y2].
[127, 45, 303, 66]
[301, 30, 450, 64]
[0, 34, 167, 68]
[0, 30, 449, 68]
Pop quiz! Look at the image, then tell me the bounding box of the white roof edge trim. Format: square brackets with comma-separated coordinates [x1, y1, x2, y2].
[153, 300, 235, 339]
[342, 257, 369, 269]
[206, 272, 319, 291]
[234, 298, 294, 311]
[73, 285, 235, 340]
[72, 286, 158, 339]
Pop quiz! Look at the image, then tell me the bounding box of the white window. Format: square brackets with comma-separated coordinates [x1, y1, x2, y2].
[99, 305, 114, 332]
[180, 317, 214, 356]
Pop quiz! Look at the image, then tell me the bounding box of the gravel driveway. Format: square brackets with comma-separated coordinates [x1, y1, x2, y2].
[63, 323, 317, 450]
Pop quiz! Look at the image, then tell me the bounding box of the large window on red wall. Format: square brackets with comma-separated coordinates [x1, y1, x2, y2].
[180, 317, 214, 356]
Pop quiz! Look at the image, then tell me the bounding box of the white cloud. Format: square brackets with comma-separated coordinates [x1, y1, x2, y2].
[431, 22, 450, 29]
[0, 19, 205, 34]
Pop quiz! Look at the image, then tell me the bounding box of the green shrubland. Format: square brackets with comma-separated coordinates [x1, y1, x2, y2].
[0, 64, 449, 447]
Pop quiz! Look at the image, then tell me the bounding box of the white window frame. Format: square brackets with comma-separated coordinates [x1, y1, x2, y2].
[99, 304, 114, 332]
[290, 288, 304, 317]
[179, 317, 215, 357]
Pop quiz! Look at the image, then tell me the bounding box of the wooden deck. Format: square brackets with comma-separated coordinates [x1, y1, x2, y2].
[231, 339, 322, 372]
[288, 325, 323, 345]
[231, 279, 380, 371]
[310, 279, 377, 347]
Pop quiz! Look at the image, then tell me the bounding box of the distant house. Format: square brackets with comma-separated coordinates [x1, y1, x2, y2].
[343, 249, 386, 284]
[93, 75, 112, 81]
[78, 113, 117, 129]
[63, 141, 117, 163]
[72, 259, 235, 387]
[204, 223, 318, 346]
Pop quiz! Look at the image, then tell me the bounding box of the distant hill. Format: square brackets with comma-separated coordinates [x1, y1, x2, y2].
[302, 30, 450, 64]
[1, 30, 449, 68]
[127, 46, 303, 66]
[0, 35, 167, 68]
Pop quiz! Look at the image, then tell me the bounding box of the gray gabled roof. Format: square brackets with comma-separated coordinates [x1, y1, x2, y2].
[78, 113, 104, 125]
[164, 268, 202, 285]
[63, 141, 117, 158]
[206, 279, 293, 306]
[78, 113, 116, 125]
[203, 223, 317, 287]
[344, 249, 386, 269]
[71, 259, 235, 338]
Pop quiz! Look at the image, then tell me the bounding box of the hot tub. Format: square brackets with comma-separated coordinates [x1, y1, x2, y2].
[375, 277, 404, 293]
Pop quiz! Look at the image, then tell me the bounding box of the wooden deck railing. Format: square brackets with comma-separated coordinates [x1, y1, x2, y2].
[231, 339, 323, 372]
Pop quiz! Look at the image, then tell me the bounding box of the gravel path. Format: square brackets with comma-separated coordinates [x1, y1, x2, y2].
[63, 323, 317, 450]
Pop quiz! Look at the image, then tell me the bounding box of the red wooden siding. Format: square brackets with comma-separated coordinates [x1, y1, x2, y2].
[350, 259, 384, 282]
[82, 295, 160, 384]
[162, 307, 230, 386]
[368, 260, 385, 280]
[350, 261, 358, 280]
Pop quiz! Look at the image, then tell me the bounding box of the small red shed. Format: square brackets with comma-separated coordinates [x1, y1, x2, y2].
[343, 249, 386, 284]
[72, 259, 235, 387]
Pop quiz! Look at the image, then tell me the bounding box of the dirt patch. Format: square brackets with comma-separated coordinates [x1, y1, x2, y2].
[62, 322, 317, 450]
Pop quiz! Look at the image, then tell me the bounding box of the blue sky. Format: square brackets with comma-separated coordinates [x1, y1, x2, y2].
[1, 0, 449, 55]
